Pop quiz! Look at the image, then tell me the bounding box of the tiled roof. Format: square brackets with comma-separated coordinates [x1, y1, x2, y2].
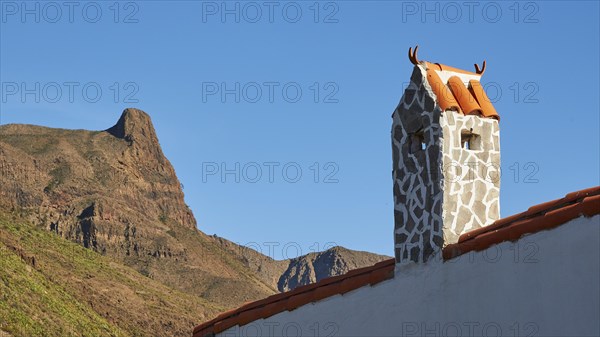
[193, 259, 395, 337]
[410, 46, 500, 120]
[444, 186, 600, 259]
[193, 186, 600, 337]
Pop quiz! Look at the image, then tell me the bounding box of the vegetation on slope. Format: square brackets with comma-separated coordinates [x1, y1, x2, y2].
[0, 213, 222, 337]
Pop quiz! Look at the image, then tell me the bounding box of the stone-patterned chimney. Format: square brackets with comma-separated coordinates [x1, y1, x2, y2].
[392, 54, 500, 264]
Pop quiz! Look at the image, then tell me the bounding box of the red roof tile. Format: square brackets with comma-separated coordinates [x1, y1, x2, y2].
[412, 47, 500, 120]
[192, 259, 395, 337]
[446, 186, 600, 259]
[448, 76, 483, 116]
[468, 80, 499, 120]
[193, 186, 600, 336]
[426, 68, 461, 113]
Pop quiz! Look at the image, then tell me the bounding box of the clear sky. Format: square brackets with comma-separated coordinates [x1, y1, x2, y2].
[1, 0, 599, 259]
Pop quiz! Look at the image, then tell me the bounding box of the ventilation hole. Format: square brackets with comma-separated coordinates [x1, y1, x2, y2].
[461, 132, 481, 151]
[410, 131, 426, 154]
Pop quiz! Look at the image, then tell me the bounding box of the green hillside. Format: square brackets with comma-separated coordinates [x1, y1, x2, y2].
[0, 212, 222, 337]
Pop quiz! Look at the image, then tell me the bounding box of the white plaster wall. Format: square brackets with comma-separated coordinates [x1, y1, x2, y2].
[435, 70, 481, 86]
[217, 215, 600, 337]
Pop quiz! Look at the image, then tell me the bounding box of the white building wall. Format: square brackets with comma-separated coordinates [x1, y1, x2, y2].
[217, 215, 600, 337]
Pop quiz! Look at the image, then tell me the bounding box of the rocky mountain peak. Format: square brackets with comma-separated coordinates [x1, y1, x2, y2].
[107, 108, 156, 141]
[105, 108, 173, 175]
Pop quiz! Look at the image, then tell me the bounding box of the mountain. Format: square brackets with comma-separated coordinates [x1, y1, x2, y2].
[0, 108, 390, 336]
[212, 236, 390, 292]
[277, 246, 390, 292]
[0, 108, 275, 308]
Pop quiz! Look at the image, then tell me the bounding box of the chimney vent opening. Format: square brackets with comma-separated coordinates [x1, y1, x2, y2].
[409, 131, 426, 154]
[461, 131, 481, 151]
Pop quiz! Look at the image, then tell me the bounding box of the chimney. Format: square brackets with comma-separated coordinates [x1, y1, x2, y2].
[392, 47, 501, 264]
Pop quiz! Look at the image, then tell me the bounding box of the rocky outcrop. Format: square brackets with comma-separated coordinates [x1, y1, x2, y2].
[0, 108, 194, 248]
[277, 246, 390, 292]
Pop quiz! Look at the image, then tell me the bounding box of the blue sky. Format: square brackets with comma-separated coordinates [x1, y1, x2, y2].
[1, 0, 599, 259]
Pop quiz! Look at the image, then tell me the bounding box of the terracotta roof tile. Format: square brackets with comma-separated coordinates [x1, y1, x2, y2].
[469, 80, 499, 120]
[313, 282, 342, 301]
[448, 76, 483, 116]
[421, 59, 500, 120]
[446, 186, 600, 260]
[194, 186, 600, 336]
[582, 194, 600, 216]
[565, 186, 600, 200]
[460, 211, 526, 241]
[286, 292, 315, 311]
[195, 329, 213, 337]
[236, 307, 264, 327]
[259, 301, 284, 319]
[426, 68, 461, 112]
[339, 273, 371, 294]
[192, 259, 395, 336]
[368, 265, 395, 285]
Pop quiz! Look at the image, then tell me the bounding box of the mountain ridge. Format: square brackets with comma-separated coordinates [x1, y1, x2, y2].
[0, 108, 390, 336]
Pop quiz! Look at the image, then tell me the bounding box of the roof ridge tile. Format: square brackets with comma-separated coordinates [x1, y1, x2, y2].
[445, 186, 599, 260]
[448, 76, 482, 116]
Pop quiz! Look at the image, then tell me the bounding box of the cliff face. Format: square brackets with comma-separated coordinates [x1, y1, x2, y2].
[0, 108, 390, 336]
[0, 109, 195, 258]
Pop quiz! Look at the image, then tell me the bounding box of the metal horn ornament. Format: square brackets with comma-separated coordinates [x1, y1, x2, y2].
[474, 60, 486, 75]
[408, 45, 420, 65]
